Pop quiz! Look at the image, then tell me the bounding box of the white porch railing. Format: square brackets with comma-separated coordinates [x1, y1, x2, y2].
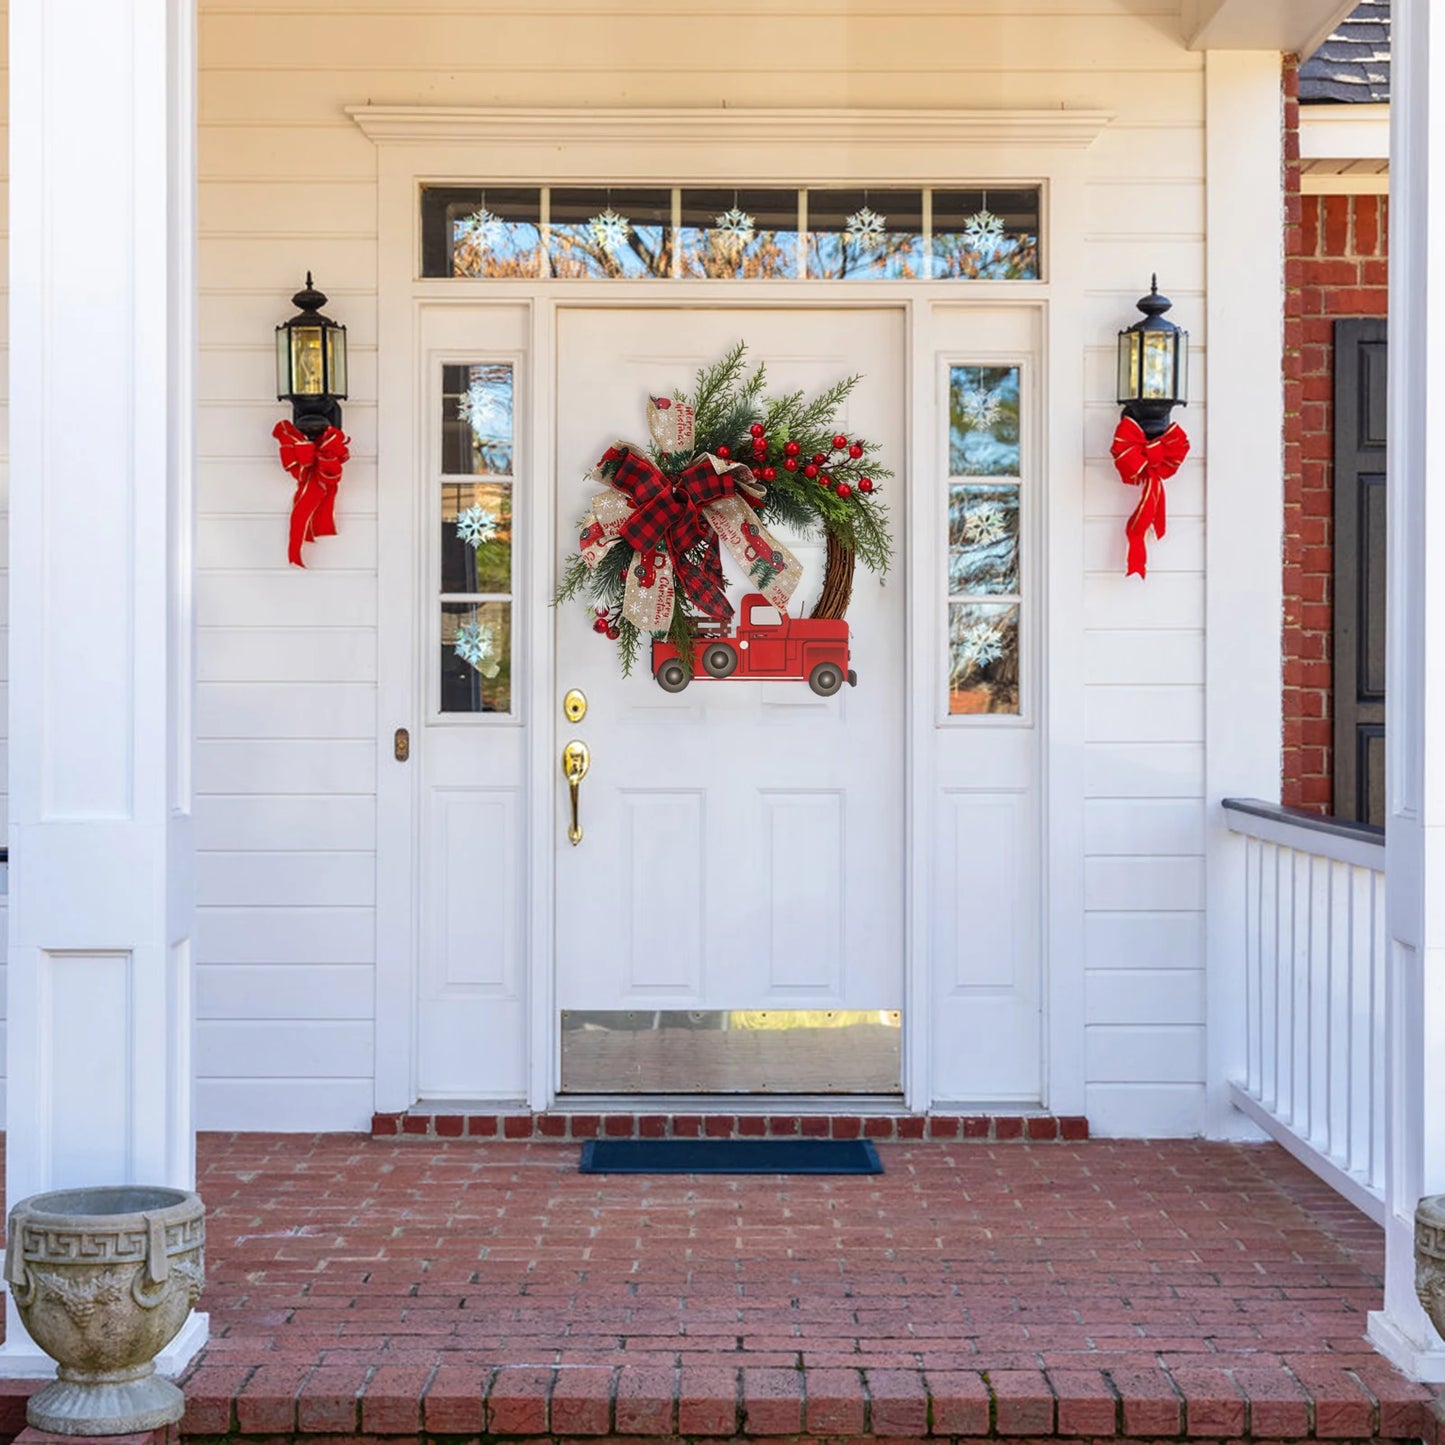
[1222, 799, 1387, 1224]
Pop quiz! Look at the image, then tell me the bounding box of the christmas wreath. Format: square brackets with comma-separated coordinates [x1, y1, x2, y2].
[557, 343, 893, 676]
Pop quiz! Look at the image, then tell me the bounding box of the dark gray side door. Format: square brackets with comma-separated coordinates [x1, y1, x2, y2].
[1332, 317, 1388, 827]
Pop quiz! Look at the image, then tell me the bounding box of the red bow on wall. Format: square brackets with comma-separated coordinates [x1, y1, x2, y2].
[273, 420, 350, 567]
[1110, 415, 1190, 579]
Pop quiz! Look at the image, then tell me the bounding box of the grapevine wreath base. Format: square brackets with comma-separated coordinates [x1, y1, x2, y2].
[556, 344, 893, 691]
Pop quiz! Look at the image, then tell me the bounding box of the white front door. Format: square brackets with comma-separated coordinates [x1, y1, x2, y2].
[553, 308, 906, 1093]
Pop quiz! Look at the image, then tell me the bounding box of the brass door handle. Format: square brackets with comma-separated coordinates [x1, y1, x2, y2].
[562, 740, 591, 846]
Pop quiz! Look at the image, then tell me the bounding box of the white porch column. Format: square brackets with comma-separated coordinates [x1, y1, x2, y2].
[3, 0, 205, 1372]
[1365, 0, 1445, 1386]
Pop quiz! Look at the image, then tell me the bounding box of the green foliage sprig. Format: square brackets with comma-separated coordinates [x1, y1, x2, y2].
[557, 342, 894, 676]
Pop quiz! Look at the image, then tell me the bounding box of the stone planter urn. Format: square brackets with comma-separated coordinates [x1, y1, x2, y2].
[5, 1186, 205, 1435]
[1417, 1195, 1445, 1343]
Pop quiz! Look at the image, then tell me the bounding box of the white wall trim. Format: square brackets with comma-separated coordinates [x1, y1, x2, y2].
[1202, 50, 1286, 1140]
[360, 107, 1102, 1116]
[1301, 103, 1391, 162]
[348, 106, 1114, 154]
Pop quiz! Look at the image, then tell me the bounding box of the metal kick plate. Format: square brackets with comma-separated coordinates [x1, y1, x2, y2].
[560, 1009, 903, 1094]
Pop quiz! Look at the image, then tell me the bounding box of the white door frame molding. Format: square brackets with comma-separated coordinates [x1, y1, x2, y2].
[360, 106, 1105, 1115]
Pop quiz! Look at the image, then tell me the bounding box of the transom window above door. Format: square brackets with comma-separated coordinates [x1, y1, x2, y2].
[420, 185, 1042, 281]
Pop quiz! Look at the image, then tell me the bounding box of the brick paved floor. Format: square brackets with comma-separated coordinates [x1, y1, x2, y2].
[5, 1134, 1442, 1440]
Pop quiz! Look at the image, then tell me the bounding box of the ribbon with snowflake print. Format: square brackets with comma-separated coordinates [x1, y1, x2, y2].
[578, 422, 803, 631]
[1110, 415, 1189, 579]
[274, 420, 350, 567]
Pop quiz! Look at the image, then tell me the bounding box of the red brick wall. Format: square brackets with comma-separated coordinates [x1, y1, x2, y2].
[1281, 62, 1389, 813]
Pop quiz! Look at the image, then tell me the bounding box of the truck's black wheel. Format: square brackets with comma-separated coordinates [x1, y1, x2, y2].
[808, 661, 844, 697]
[702, 643, 738, 679]
[655, 659, 690, 693]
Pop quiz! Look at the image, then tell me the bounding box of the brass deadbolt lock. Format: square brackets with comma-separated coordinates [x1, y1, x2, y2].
[563, 689, 588, 723]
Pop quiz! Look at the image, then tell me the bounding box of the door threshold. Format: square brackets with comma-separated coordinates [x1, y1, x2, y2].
[557, 1093, 909, 1114]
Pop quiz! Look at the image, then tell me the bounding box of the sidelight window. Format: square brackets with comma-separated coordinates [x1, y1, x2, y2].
[438, 362, 516, 714]
[946, 365, 1023, 717]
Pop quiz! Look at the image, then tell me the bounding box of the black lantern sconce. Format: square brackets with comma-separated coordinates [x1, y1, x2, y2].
[1116, 275, 1188, 438]
[276, 273, 348, 439]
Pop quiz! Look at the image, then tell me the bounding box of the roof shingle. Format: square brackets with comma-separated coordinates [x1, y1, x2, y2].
[1300, 0, 1390, 104]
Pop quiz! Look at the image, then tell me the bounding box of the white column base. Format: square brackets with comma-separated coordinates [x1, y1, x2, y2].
[0, 1308, 209, 1381]
[1367, 1310, 1445, 1385]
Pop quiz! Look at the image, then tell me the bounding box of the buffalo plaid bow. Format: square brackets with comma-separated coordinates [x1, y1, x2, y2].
[610, 448, 736, 620]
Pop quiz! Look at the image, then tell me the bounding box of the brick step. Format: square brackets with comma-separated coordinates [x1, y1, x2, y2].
[65, 1360, 1445, 1444]
[372, 1110, 1091, 1142]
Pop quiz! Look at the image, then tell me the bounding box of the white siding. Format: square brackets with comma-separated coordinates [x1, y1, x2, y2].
[1, 11, 9, 1121]
[1, 0, 1226, 1134]
[1075, 7, 1209, 1137]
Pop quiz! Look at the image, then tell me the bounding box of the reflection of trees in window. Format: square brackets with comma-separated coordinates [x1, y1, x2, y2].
[948, 602, 1019, 715]
[458, 363, 515, 473]
[546, 190, 674, 279]
[806, 190, 925, 280]
[808, 229, 927, 280]
[948, 486, 1020, 595]
[949, 367, 1021, 477]
[442, 482, 514, 595]
[420, 183, 1044, 281]
[547, 226, 672, 279]
[680, 230, 798, 279]
[932, 233, 1040, 281]
[452, 221, 545, 278]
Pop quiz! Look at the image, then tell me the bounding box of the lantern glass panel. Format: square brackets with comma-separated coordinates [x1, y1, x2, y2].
[289, 325, 326, 395]
[276, 329, 292, 399]
[325, 326, 348, 399]
[1141, 330, 1174, 400]
[1117, 331, 1140, 403]
[1174, 333, 1189, 405]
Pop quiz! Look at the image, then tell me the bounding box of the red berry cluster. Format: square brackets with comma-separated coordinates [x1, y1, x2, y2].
[736, 423, 876, 500]
[592, 606, 620, 640]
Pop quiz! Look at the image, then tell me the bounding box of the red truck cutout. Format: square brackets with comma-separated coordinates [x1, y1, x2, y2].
[652, 593, 858, 697]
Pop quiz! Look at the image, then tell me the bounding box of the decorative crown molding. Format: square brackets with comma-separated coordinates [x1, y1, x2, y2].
[346, 105, 1114, 153]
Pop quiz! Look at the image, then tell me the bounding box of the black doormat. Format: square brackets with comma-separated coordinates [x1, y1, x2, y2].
[579, 1138, 883, 1175]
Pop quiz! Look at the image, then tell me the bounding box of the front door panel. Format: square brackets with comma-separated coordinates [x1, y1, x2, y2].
[553, 308, 906, 1092]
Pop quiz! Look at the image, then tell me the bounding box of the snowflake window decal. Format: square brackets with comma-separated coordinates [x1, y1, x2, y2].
[714, 206, 756, 251]
[961, 385, 1003, 431]
[455, 503, 499, 549]
[962, 501, 1009, 548]
[954, 614, 1008, 672]
[845, 206, 887, 251]
[961, 209, 1006, 258]
[457, 207, 505, 254]
[589, 207, 631, 254]
[453, 619, 501, 678]
[458, 379, 508, 440]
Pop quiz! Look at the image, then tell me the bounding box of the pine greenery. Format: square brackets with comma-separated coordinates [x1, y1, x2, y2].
[556, 342, 895, 678]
